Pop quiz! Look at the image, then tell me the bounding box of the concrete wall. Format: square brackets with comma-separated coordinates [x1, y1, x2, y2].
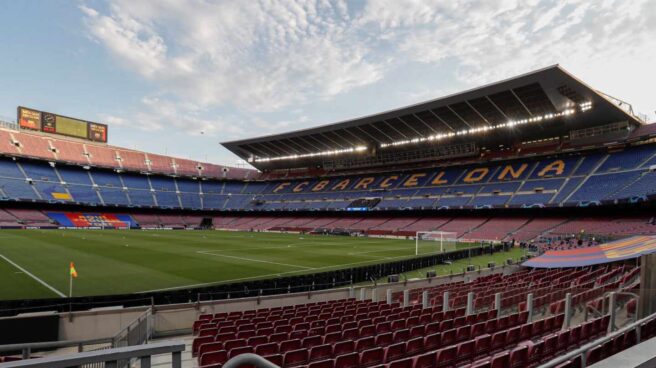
[39, 264, 519, 341]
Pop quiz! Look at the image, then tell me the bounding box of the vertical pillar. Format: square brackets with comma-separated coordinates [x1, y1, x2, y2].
[359, 288, 366, 301]
[172, 351, 182, 368]
[494, 292, 502, 318]
[443, 291, 450, 312]
[466, 292, 475, 316]
[639, 254, 656, 318]
[563, 293, 572, 329]
[608, 292, 617, 333]
[348, 287, 355, 299]
[372, 287, 378, 302]
[403, 290, 410, 308]
[386, 289, 393, 305]
[526, 293, 534, 323]
[422, 291, 430, 309]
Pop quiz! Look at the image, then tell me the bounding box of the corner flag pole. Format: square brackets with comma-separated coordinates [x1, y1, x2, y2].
[69, 262, 78, 298]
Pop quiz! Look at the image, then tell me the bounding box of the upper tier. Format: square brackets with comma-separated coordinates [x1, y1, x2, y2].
[1, 142, 655, 211]
[0, 126, 257, 180]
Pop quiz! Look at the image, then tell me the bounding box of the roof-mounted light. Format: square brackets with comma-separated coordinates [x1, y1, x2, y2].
[253, 145, 367, 163]
[379, 105, 588, 148]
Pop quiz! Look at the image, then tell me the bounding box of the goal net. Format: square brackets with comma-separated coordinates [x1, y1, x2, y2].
[415, 231, 458, 255]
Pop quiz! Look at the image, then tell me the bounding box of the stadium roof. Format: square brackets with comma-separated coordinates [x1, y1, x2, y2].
[222, 65, 644, 171]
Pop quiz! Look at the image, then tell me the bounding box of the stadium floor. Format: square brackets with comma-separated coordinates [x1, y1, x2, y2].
[0, 230, 521, 300]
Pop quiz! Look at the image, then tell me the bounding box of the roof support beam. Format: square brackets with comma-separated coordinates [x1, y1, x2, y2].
[510, 89, 534, 116]
[391, 117, 424, 138]
[368, 123, 397, 143]
[243, 144, 269, 158]
[382, 120, 412, 140]
[428, 109, 456, 132]
[465, 101, 492, 126]
[296, 136, 324, 152]
[354, 126, 382, 144]
[412, 113, 440, 134]
[485, 96, 511, 121]
[261, 141, 293, 156]
[332, 130, 362, 147]
[319, 132, 347, 149]
[447, 105, 473, 129]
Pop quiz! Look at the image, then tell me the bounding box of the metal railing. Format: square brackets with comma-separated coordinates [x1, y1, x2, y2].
[0, 341, 184, 368]
[538, 310, 656, 367]
[0, 337, 114, 360]
[0, 308, 153, 367]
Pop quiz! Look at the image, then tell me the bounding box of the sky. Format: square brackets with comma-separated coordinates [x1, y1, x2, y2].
[0, 0, 654, 168]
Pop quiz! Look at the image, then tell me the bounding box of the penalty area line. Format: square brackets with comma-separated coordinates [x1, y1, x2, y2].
[0, 254, 66, 298]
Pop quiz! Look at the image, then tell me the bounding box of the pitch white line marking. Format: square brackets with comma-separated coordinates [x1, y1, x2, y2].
[0, 254, 66, 298]
[196, 250, 312, 270]
[140, 253, 419, 293]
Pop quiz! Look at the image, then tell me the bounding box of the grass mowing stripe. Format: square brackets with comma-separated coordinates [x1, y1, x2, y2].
[0, 254, 66, 298]
[196, 250, 313, 269]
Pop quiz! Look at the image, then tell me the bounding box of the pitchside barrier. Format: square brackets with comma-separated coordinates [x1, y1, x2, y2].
[0, 243, 509, 317]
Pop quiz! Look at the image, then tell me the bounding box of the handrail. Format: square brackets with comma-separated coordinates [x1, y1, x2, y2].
[0, 341, 184, 368]
[538, 311, 656, 368]
[222, 353, 281, 368]
[0, 337, 113, 353]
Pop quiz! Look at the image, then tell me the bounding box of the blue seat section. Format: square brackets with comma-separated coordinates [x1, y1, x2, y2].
[202, 195, 227, 209]
[67, 185, 100, 203]
[479, 182, 521, 193]
[569, 171, 643, 202]
[509, 193, 554, 205]
[529, 157, 579, 179]
[1, 143, 655, 209]
[572, 153, 604, 176]
[122, 174, 151, 189]
[223, 182, 245, 194]
[58, 167, 93, 185]
[201, 181, 222, 194]
[154, 192, 180, 208]
[180, 192, 201, 208]
[471, 195, 511, 207]
[406, 198, 437, 208]
[47, 212, 73, 226]
[149, 177, 177, 191]
[519, 179, 564, 191]
[607, 172, 656, 199]
[33, 182, 69, 201]
[128, 190, 155, 206]
[552, 178, 582, 204]
[20, 161, 59, 182]
[436, 196, 471, 207]
[597, 145, 656, 172]
[92, 171, 124, 187]
[177, 180, 200, 193]
[99, 188, 130, 205]
[0, 178, 40, 200]
[0, 159, 25, 179]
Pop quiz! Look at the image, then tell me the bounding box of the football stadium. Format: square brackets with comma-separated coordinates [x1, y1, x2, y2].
[0, 64, 655, 367]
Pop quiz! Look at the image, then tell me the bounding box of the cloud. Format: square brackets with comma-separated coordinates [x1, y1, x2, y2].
[81, 0, 384, 113]
[82, 0, 656, 141]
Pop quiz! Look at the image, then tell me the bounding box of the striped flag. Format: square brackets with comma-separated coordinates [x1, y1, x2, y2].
[70, 262, 78, 278]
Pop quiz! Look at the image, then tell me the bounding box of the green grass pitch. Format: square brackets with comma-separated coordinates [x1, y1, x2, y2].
[0, 229, 523, 300]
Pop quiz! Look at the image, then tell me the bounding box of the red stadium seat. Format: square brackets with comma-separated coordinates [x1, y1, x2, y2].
[283, 349, 309, 367]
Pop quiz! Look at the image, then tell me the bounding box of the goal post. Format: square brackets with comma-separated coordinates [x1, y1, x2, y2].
[415, 231, 458, 255]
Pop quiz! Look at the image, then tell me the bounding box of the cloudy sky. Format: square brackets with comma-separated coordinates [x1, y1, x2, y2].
[0, 0, 654, 167]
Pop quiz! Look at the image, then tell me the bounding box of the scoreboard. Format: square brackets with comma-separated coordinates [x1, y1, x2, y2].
[18, 106, 108, 143]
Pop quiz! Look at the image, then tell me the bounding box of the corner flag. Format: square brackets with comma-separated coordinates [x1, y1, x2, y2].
[70, 262, 78, 278]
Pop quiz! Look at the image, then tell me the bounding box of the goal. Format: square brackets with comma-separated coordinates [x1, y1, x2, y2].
[415, 231, 458, 255]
